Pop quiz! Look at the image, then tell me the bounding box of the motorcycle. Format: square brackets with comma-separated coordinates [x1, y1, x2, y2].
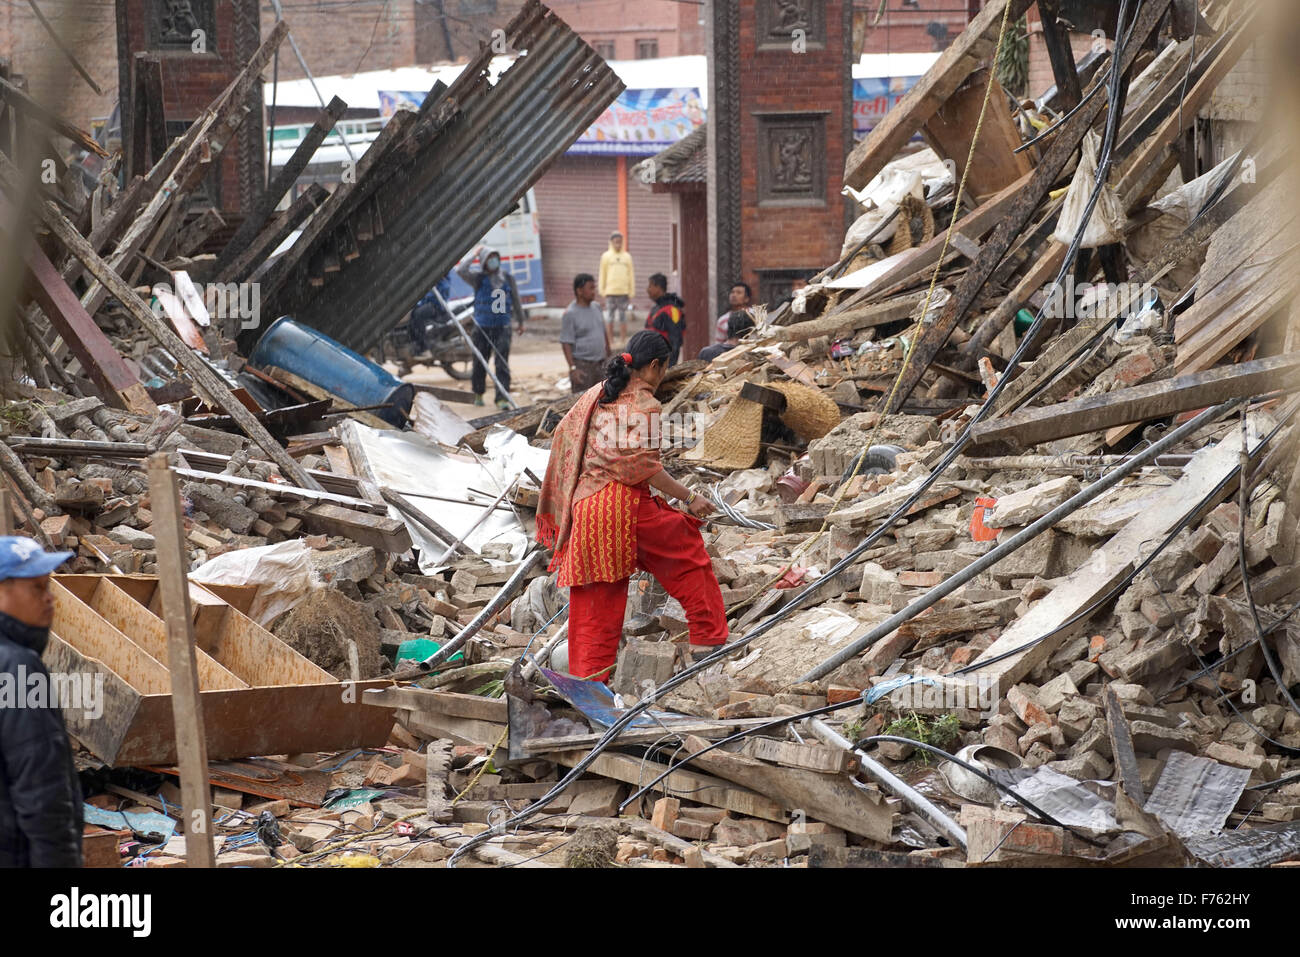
[379, 298, 475, 379]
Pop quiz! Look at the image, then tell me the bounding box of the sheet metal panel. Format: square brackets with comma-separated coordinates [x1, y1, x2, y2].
[270, 0, 624, 351]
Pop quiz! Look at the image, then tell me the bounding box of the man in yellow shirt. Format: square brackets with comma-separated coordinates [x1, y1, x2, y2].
[598, 231, 635, 339]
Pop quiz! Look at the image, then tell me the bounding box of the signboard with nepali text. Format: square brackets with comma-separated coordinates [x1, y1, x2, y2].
[852, 75, 923, 138]
[569, 87, 706, 156]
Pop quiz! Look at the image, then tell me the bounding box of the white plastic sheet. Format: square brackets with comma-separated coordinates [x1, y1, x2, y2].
[189, 539, 314, 626]
[1053, 130, 1128, 248]
[345, 420, 546, 573]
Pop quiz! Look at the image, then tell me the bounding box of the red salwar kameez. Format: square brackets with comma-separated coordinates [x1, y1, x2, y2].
[536, 379, 727, 683]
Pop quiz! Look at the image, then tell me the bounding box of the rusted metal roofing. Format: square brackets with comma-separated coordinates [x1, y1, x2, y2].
[262, 0, 624, 351]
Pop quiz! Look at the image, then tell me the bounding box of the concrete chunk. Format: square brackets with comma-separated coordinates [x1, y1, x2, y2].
[985, 477, 1081, 528]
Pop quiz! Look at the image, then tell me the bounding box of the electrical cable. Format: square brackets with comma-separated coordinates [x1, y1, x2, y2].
[951, 399, 1297, 677]
[1235, 408, 1300, 719]
[449, 0, 1148, 867]
[850, 735, 1106, 846]
[618, 400, 1296, 810]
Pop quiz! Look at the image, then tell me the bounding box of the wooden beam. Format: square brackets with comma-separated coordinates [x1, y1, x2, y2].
[842, 0, 1036, 190]
[885, 0, 1172, 411]
[550, 749, 789, 824]
[18, 234, 157, 415]
[78, 21, 289, 320]
[0, 75, 107, 157]
[127, 54, 167, 180]
[223, 182, 327, 285]
[294, 501, 413, 553]
[1037, 0, 1083, 111]
[217, 95, 347, 272]
[679, 735, 893, 843]
[146, 454, 215, 868]
[172, 207, 227, 259]
[21, 173, 326, 492]
[972, 355, 1300, 449]
[260, 108, 419, 305]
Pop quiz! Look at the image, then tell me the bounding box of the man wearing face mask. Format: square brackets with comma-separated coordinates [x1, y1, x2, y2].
[0, 537, 82, 867]
[457, 245, 527, 408]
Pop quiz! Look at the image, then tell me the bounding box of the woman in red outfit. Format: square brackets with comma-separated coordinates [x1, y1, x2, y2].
[536, 330, 729, 683]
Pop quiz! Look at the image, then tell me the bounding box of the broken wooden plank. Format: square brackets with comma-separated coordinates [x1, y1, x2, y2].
[295, 502, 413, 553]
[921, 68, 1032, 202]
[219, 95, 348, 272]
[971, 353, 1300, 449]
[147, 454, 216, 868]
[679, 735, 893, 843]
[362, 687, 507, 722]
[1104, 684, 1145, 805]
[19, 179, 326, 493]
[843, 0, 1035, 190]
[742, 736, 858, 775]
[224, 183, 328, 285]
[777, 292, 928, 342]
[425, 739, 453, 823]
[18, 235, 157, 415]
[885, 0, 1172, 411]
[550, 748, 789, 824]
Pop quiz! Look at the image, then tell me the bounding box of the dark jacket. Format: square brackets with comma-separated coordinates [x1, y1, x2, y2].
[646, 292, 687, 366]
[0, 611, 83, 867]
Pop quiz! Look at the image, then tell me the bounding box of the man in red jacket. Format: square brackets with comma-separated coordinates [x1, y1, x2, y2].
[644, 272, 686, 366]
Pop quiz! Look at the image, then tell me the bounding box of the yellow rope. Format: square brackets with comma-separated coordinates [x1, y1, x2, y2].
[450, 726, 509, 806]
[719, 3, 1017, 627]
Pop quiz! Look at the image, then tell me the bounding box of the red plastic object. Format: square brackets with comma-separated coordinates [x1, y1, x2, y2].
[970, 497, 999, 542]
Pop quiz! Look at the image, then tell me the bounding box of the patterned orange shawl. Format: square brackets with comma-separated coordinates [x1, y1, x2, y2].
[536, 380, 662, 563]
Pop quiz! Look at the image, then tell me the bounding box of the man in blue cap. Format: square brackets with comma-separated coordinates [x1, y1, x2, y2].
[0, 536, 82, 867]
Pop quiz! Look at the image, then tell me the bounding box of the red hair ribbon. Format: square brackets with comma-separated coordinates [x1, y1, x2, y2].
[621, 352, 632, 363]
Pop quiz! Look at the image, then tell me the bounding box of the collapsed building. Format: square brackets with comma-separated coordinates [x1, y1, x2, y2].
[1, 0, 1298, 868]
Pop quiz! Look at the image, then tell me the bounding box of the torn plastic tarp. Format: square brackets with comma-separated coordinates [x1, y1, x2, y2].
[190, 539, 313, 626]
[1142, 750, 1251, 839]
[539, 666, 706, 731]
[83, 803, 176, 844]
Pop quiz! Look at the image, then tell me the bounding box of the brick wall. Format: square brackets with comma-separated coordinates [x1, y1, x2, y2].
[735, 0, 853, 303]
[118, 0, 263, 217]
[0, 0, 119, 133]
[855, 0, 972, 56]
[546, 0, 705, 59]
[260, 0, 417, 77]
[1025, 16, 1100, 102]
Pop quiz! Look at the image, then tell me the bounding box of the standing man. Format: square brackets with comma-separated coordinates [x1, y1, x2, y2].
[561, 273, 612, 394]
[0, 537, 82, 867]
[457, 245, 526, 409]
[645, 272, 686, 367]
[714, 281, 753, 343]
[598, 231, 635, 340]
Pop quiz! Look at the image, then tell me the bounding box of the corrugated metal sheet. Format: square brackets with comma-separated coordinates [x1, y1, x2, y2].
[266, 0, 624, 351]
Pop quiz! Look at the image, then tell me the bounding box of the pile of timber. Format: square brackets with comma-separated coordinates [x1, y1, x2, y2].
[7, 0, 1300, 869]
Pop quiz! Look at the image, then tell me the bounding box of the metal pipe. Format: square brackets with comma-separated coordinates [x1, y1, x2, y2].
[521, 620, 568, 681]
[806, 717, 968, 851]
[406, 548, 547, 674]
[798, 397, 1244, 683]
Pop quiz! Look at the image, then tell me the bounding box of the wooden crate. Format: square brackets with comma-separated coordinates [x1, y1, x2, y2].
[47, 575, 393, 766]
